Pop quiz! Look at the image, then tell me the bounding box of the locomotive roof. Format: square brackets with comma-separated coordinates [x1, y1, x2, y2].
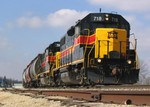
[77, 12, 130, 28]
[45, 41, 60, 51]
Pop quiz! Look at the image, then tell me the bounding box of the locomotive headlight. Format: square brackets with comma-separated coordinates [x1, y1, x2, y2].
[105, 18, 109, 21]
[97, 59, 102, 63]
[127, 60, 132, 64]
[105, 14, 109, 17]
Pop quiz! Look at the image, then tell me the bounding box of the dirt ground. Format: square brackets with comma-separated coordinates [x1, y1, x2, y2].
[0, 88, 148, 107]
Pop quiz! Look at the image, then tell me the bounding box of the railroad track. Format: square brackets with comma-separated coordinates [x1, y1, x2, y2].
[2, 85, 150, 106]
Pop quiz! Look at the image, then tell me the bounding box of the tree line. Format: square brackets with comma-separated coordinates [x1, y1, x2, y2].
[0, 76, 22, 87]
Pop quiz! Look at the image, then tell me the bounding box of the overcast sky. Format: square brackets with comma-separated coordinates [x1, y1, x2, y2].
[0, 0, 150, 80]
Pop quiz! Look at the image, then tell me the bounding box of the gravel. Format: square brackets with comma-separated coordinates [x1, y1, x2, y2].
[0, 90, 62, 107]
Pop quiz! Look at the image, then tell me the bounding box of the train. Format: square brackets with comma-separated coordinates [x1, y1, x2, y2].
[23, 12, 140, 88]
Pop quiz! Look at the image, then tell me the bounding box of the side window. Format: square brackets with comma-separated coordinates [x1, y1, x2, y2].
[75, 26, 80, 35]
[60, 36, 66, 51]
[60, 36, 65, 46]
[56, 43, 60, 47]
[45, 49, 48, 56]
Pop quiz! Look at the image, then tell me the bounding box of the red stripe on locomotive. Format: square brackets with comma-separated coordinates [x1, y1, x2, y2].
[74, 34, 96, 45]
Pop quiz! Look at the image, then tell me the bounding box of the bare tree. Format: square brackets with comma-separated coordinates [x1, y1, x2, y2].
[138, 60, 150, 85]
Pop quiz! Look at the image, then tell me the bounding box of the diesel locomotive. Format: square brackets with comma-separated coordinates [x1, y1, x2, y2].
[23, 12, 140, 88]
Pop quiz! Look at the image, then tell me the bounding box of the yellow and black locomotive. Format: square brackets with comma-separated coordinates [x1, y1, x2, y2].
[23, 12, 139, 87]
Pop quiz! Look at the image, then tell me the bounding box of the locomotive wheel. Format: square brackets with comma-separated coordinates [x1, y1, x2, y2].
[55, 78, 62, 86]
[78, 68, 85, 85]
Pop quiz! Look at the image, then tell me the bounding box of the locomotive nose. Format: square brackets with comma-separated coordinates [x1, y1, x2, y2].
[94, 28, 127, 59]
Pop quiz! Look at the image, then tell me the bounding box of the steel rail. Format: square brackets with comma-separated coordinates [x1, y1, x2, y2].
[98, 90, 150, 105]
[2, 88, 150, 106]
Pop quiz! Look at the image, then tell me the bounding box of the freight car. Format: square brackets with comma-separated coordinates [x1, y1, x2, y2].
[23, 42, 60, 87]
[23, 12, 139, 88]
